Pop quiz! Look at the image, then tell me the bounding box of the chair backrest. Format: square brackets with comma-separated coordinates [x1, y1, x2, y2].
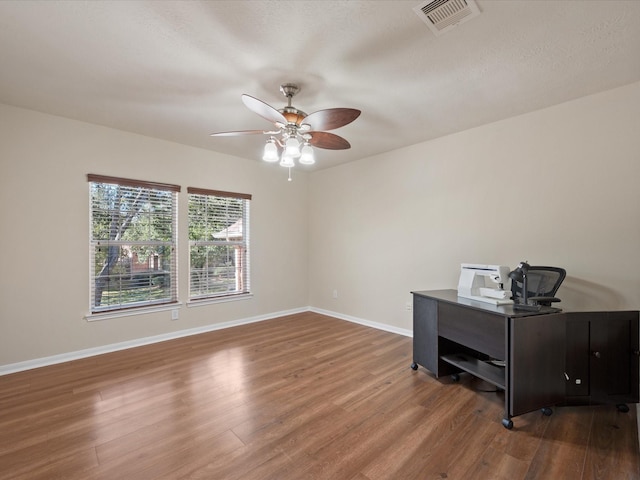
[511, 266, 566, 306]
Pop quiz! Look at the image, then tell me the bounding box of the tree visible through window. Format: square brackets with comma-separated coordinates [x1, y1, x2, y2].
[188, 187, 251, 301]
[88, 175, 179, 313]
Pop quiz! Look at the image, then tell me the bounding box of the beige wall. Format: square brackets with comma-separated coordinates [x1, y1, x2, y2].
[309, 81, 640, 332]
[2, 81, 639, 369]
[0, 104, 309, 366]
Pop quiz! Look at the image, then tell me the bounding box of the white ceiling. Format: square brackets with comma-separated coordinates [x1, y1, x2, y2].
[1, 0, 639, 170]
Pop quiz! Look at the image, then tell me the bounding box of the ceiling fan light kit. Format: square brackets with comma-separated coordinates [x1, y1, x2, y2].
[299, 143, 315, 165]
[262, 138, 279, 162]
[211, 83, 360, 180]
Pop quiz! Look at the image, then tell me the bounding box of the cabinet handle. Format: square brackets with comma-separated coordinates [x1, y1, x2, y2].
[592, 351, 601, 359]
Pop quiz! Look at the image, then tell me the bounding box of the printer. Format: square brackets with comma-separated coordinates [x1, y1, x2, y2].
[457, 263, 514, 305]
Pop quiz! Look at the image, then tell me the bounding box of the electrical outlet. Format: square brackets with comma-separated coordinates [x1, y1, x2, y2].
[171, 309, 179, 320]
[405, 301, 413, 311]
[332, 289, 338, 299]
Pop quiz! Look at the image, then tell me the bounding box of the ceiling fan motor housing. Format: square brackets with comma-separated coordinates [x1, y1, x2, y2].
[280, 106, 307, 126]
[279, 84, 306, 126]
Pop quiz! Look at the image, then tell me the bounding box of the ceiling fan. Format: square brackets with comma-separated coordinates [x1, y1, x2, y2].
[210, 83, 361, 176]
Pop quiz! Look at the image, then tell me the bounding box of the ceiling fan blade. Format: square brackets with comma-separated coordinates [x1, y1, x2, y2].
[308, 131, 351, 150]
[241, 94, 287, 125]
[210, 129, 269, 137]
[302, 108, 361, 131]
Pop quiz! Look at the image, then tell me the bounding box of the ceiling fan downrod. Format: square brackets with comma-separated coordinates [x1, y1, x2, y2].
[278, 83, 307, 127]
[279, 83, 300, 104]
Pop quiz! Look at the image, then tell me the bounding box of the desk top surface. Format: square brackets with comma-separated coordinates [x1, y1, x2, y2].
[411, 289, 552, 318]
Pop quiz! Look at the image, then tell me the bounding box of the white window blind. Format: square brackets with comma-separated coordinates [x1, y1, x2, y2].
[88, 174, 180, 313]
[188, 187, 251, 301]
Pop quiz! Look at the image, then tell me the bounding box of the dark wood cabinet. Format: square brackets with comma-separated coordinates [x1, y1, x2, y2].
[508, 313, 566, 417]
[564, 311, 639, 407]
[411, 290, 640, 429]
[412, 294, 439, 375]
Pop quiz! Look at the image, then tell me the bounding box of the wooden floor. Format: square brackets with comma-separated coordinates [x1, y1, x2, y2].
[0, 312, 638, 480]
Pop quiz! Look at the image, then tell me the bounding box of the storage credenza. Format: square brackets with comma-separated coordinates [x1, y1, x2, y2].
[411, 289, 639, 429]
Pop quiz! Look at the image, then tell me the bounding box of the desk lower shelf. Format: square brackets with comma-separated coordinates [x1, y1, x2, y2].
[441, 353, 506, 390]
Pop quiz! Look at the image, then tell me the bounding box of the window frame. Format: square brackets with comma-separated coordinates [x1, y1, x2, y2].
[187, 187, 252, 304]
[87, 174, 180, 317]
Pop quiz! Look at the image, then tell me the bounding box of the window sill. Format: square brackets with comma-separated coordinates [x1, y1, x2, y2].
[85, 302, 183, 322]
[187, 293, 253, 308]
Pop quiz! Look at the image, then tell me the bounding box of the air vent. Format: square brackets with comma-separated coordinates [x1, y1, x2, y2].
[413, 0, 480, 36]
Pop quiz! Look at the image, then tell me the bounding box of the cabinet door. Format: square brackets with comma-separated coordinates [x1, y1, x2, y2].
[413, 295, 439, 374]
[509, 313, 566, 417]
[565, 319, 590, 397]
[589, 311, 640, 404]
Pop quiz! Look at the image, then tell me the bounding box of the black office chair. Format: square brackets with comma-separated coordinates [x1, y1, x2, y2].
[509, 262, 566, 312]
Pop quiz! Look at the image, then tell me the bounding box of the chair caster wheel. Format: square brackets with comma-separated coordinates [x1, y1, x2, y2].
[541, 407, 553, 416]
[616, 404, 630, 413]
[410, 362, 418, 370]
[451, 373, 460, 382]
[502, 418, 513, 429]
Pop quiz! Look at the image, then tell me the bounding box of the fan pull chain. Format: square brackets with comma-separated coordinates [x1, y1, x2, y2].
[288, 167, 292, 182]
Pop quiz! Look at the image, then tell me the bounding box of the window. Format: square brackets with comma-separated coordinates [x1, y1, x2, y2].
[188, 187, 251, 302]
[88, 174, 180, 314]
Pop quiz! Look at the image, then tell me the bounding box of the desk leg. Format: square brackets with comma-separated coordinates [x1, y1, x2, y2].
[503, 318, 513, 429]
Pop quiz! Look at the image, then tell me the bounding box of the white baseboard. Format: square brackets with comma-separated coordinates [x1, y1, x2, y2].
[0, 307, 308, 376]
[309, 306, 413, 338]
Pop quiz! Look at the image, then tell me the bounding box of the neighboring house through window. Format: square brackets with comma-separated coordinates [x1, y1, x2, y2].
[188, 187, 251, 302]
[88, 174, 179, 314]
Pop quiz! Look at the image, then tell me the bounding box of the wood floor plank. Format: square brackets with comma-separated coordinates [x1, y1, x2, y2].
[461, 445, 530, 480]
[583, 405, 640, 480]
[7, 446, 100, 480]
[524, 406, 594, 479]
[298, 404, 433, 480]
[0, 312, 638, 480]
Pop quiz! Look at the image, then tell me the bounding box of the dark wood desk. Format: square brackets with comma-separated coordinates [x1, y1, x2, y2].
[411, 289, 639, 429]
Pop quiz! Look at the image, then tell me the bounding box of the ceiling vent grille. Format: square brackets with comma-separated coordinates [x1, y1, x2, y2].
[413, 0, 480, 36]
